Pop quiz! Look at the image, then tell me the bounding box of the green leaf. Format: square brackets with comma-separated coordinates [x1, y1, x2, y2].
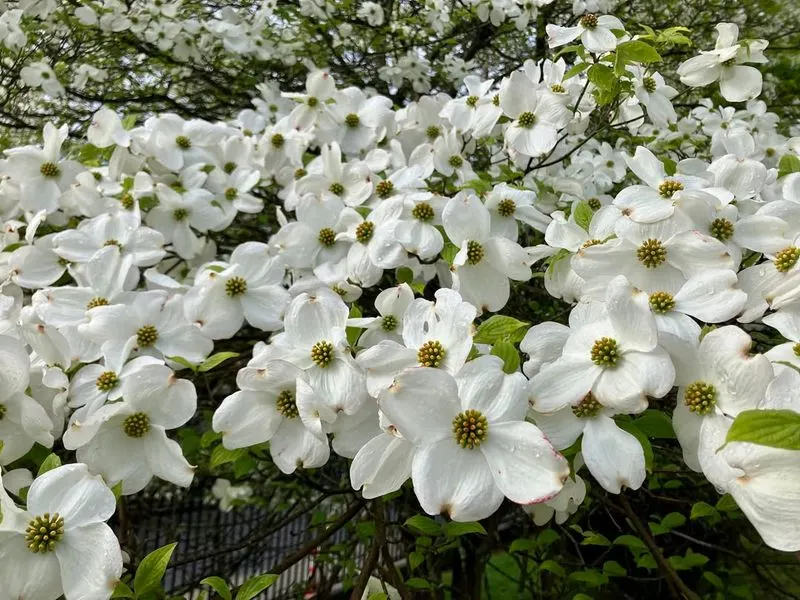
[396, 266, 414, 284]
[491, 341, 520, 374]
[133, 542, 178, 597]
[538, 528, 560, 546]
[725, 409, 800, 450]
[509, 538, 537, 554]
[368, 594, 388, 600]
[442, 521, 487, 537]
[587, 64, 616, 91]
[111, 581, 135, 598]
[409, 550, 425, 570]
[704, 571, 724, 589]
[573, 201, 593, 231]
[404, 515, 441, 536]
[460, 178, 492, 195]
[440, 242, 459, 265]
[690, 502, 719, 521]
[613, 534, 646, 551]
[563, 62, 590, 80]
[198, 352, 240, 372]
[235, 574, 279, 600]
[661, 512, 686, 530]
[581, 533, 611, 546]
[632, 410, 675, 439]
[668, 549, 708, 571]
[405, 577, 431, 589]
[474, 315, 529, 344]
[602, 560, 626, 577]
[539, 559, 565, 578]
[716, 494, 738, 512]
[616, 40, 662, 65]
[778, 154, 800, 178]
[37, 453, 61, 476]
[210, 445, 247, 469]
[111, 481, 124, 502]
[568, 569, 609, 587]
[200, 576, 232, 600]
[347, 305, 363, 347]
[661, 157, 677, 176]
[166, 355, 198, 373]
[122, 114, 138, 130]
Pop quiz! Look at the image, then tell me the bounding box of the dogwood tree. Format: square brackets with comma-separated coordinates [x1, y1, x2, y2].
[1, 0, 800, 598]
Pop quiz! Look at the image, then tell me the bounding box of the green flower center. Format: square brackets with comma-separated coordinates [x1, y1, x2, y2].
[412, 202, 434, 222]
[86, 296, 109, 310]
[550, 83, 566, 93]
[276, 389, 299, 418]
[381, 315, 398, 331]
[136, 325, 159, 347]
[40, 162, 61, 178]
[466, 240, 484, 265]
[345, 113, 360, 127]
[518, 111, 536, 128]
[591, 337, 619, 368]
[225, 187, 238, 201]
[224, 161, 237, 174]
[25, 513, 64, 553]
[684, 381, 717, 415]
[453, 409, 488, 449]
[580, 13, 598, 28]
[173, 208, 189, 221]
[311, 340, 334, 367]
[376, 180, 394, 198]
[307, 96, 319, 107]
[710, 218, 734, 241]
[418, 340, 446, 367]
[271, 133, 284, 148]
[175, 135, 191, 149]
[658, 179, 684, 198]
[643, 77, 657, 93]
[123, 411, 151, 437]
[648, 291, 675, 314]
[581, 238, 603, 249]
[637, 238, 667, 268]
[356, 221, 374, 244]
[0, 403, 6, 421]
[225, 276, 248, 297]
[572, 392, 602, 418]
[497, 198, 516, 217]
[588, 197, 601, 210]
[465, 95, 479, 107]
[329, 182, 345, 196]
[774, 247, 800, 273]
[448, 155, 464, 168]
[95, 370, 119, 392]
[793, 343, 800, 357]
[426, 125, 441, 139]
[318, 227, 336, 247]
[104, 239, 122, 250]
[294, 168, 307, 180]
[492, 94, 500, 106]
[120, 193, 134, 210]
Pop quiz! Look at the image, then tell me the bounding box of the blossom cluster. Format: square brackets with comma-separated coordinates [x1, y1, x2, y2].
[0, 11, 799, 599]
